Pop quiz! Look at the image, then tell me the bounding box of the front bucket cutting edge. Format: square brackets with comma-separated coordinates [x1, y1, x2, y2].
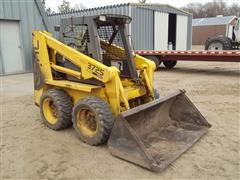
[108, 90, 211, 172]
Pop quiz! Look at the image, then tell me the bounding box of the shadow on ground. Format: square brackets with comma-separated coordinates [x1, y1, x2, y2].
[157, 66, 240, 77]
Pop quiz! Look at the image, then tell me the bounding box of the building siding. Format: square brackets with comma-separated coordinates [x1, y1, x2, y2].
[48, 4, 130, 38]
[192, 16, 237, 46]
[0, 0, 51, 74]
[187, 15, 193, 49]
[192, 25, 226, 45]
[1, 2, 192, 74]
[154, 11, 169, 50]
[48, 3, 192, 51]
[130, 6, 154, 50]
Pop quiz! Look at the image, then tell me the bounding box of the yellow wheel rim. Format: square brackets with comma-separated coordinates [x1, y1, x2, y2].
[42, 98, 58, 124]
[77, 109, 98, 138]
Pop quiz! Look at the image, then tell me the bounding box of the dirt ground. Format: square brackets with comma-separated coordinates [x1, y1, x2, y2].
[1, 61, 239, 179]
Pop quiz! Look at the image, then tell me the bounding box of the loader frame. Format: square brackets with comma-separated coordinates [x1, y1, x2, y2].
[32, 30, 155, 115]
[32, 14, 211, 172]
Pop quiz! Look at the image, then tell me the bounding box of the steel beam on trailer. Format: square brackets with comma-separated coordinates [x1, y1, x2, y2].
[135, 50, 240, 62]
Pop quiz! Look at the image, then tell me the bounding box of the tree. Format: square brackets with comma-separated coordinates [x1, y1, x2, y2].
[202, 1, 227, 17]
[46, 7, 53, 14]
[228, 3, 240, 17]
[41, 0, 46, 9]
[41, 0, 53, 15]
[181, 3, 204, 18]
[181, 0, 240, 18]
[74, 3, 86, 10]
[58, 0, 74, 13]
[42, 0, 86, 14]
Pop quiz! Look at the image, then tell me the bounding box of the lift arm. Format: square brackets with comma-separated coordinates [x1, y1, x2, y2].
[32, 31, 117, 83]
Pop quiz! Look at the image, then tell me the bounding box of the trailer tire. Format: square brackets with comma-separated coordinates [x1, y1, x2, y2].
[145, 56, 160, 69]
[205, 37, 232, 50]
[163, 61, 177, 69]
[153, 88, 160, 99]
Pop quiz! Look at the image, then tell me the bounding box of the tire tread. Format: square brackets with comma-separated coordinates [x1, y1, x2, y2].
[205, 37, 232, 50]
[72, 96, 114, 145]
[40, 89, 73, 130]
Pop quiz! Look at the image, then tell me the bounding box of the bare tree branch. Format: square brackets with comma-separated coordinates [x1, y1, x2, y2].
[181, 0, 240, 18]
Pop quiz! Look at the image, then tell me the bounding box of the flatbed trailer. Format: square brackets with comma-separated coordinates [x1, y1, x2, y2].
[135, 50, 240, 69]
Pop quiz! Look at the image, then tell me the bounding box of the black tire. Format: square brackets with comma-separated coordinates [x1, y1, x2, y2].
[163, 61, 177, 69]
[145, 56, 160, 69]
[72, 96, 114, 145]
[205, 37, 232, 50]
[153, 88, 160, 99]
[40, 89, 73, 130]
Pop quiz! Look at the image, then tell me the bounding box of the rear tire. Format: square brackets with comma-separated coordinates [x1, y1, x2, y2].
[163, 61, 177, 69]
[72, 96, 115, 145]
[145, 56, 160, 69]
[205, 37, 232, 50]
[40, 89, 73, 130]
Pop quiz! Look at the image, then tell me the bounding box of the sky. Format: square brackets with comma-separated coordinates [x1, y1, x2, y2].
[45, 0, 240, 12]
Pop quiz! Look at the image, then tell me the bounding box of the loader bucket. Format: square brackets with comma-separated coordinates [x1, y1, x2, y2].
[108, 90, 211, 172]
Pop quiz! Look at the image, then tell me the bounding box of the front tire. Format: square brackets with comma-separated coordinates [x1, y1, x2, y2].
[40, 89, 73, 130]
[72, 96, 115, 145]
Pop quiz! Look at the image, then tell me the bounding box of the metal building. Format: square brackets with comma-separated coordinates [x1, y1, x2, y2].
[192, 16, 237, 45]
[0, 0, 52, 75]
[48, 3, 192, 51]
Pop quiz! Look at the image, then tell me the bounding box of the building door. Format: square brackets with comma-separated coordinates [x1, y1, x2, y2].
[154, 11, 169, 50]
[227, 25, 233, 39]
[176, 15, 188, 50]
[168, 13, 177, 50]
[0, 20, 24, 74]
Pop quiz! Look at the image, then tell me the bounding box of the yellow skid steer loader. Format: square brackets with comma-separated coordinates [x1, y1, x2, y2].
[32, 14, 211, 171]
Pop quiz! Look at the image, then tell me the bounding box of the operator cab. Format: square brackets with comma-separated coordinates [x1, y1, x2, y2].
[57, 14, 138, 80]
